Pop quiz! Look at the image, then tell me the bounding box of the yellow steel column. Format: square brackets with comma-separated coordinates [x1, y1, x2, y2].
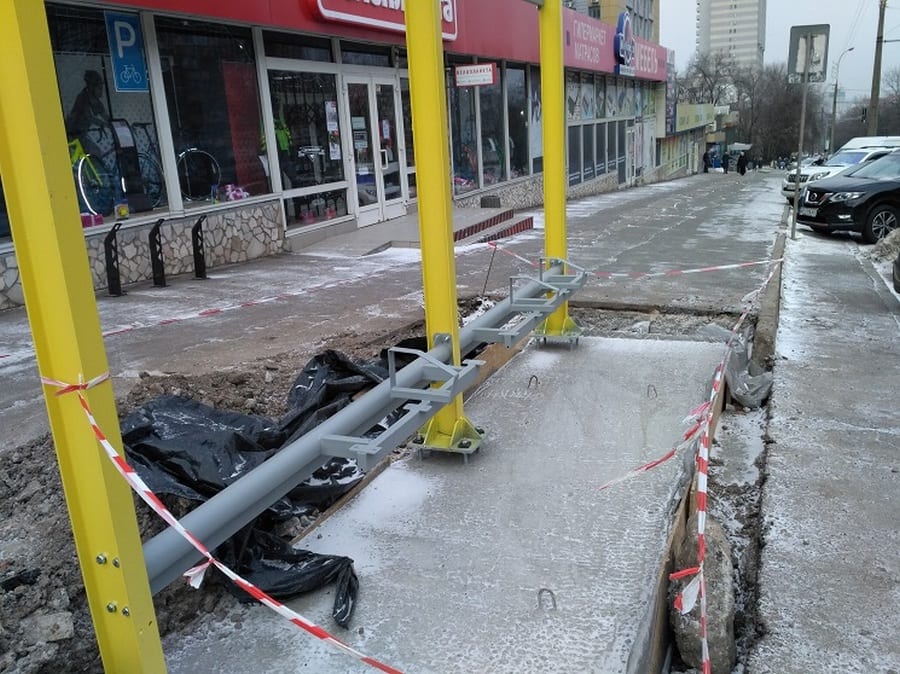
[405, 0, 482, 454]
[0, 2, 165, 671]
[536, 0, 580, 338]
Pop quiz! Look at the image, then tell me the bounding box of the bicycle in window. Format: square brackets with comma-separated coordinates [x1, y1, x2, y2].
[133, 123, 221, 203]
[68, 122, 222, 216]
[68, 123, 164, 216]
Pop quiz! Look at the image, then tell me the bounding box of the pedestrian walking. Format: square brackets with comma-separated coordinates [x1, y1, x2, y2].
[702, 150, 710, 173]
[737, 152, 747, 176]
[722, 153, 730, 174]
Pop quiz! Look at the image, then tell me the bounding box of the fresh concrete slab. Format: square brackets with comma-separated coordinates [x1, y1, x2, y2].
[164, 336, 725, 673]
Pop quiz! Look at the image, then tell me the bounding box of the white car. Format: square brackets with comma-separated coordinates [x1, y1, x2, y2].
[781, 147, 895, 202]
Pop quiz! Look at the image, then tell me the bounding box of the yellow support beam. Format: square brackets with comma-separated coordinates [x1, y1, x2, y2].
[535, 0, 581, 340]
[0, 2, 166, 671]
[405, 0, 482, 455]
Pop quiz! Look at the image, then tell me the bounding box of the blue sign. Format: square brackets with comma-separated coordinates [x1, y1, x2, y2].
[104, 11, 148, 92]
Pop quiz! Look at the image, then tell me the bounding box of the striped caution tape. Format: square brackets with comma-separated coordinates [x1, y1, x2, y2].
[486, 241, 782, 281]
[40, 374, 403, 674]
[597, 401, 710, 492]
[597, 260, 780, 674]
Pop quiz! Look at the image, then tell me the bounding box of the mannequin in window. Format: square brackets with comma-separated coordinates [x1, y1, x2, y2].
[66, 70, 109, 157]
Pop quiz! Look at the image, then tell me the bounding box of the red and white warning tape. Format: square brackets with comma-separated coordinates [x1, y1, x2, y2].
[40, 374, 402, 674]
[596, 259, 780, 674]
[486, 240, 783, 282]
[597, 401, 710, 492]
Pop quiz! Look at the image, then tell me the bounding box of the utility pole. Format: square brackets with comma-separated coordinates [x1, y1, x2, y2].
[868, 0, 887, 135]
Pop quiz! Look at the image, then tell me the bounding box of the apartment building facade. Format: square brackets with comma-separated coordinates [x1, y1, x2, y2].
[696, 0, 766, 68]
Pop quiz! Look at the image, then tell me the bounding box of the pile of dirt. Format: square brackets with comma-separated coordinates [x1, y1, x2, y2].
[867, 228, 900, 261]
[0, 323, 425, 674]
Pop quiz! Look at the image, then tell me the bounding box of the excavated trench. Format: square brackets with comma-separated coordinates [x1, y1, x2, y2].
[0, 302, 774, 674]
[569, 304, 772, 672]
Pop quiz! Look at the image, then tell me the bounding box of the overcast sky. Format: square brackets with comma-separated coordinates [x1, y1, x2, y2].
[659, 0, 900, 103]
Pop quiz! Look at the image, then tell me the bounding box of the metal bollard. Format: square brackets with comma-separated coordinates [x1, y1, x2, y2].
[191, 215, 208, 279]
[104, 222, 125, 297]
[149, 218, 166, 287]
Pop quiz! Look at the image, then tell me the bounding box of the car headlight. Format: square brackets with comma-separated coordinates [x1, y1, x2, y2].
[810, 172, 830, 181]
[829, 191, 864, 202]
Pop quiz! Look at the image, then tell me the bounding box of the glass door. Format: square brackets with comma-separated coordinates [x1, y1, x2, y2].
[346, 76, 405, 227]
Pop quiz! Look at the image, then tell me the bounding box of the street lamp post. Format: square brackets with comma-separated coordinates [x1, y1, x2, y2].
[830, 46, 854, 153]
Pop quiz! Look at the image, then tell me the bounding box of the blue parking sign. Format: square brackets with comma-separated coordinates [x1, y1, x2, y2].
[104, 12, 148, 92]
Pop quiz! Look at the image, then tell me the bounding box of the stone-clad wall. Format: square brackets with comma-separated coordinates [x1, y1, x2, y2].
[453, 171, 623, 210]
[0, 199, 284, 311]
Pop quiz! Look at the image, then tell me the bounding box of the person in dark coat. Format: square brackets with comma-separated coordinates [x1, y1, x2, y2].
[702, 150, 710, 173]
[722, 152, 730, 174]
[737, 152, 747, 176]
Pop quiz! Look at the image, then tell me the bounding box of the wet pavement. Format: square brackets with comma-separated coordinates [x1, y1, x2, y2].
[2, 169, 898, 671]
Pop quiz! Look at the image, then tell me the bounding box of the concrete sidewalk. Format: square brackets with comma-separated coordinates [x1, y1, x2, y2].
[744, 233, 900, 672]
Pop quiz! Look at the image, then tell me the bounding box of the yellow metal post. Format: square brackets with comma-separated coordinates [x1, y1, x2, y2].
[535, 0, 581, 339]
[0, 2, 166, 671]
[405, 0, 482, 454]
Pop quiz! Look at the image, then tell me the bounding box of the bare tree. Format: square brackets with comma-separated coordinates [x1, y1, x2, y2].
[750, 64, 826, 161]
[882, 65, 900, 103]
[677, 51, 737, 105]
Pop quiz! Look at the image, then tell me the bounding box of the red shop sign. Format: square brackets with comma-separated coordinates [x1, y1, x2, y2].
[308, 0, 459, 41]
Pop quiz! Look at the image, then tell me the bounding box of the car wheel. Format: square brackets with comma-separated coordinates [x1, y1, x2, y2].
[862, 204, 899, 244]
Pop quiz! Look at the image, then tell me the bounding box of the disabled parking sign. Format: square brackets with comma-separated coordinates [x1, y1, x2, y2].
[104, 11, 148, 92]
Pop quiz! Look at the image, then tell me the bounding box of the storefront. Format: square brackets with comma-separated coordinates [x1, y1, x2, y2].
[0, 1, 668, 309]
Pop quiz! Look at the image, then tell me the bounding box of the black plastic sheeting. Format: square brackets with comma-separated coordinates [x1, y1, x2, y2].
[121, 349, 413, 626]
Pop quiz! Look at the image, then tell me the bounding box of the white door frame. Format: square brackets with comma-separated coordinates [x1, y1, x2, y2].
[343, 74, 406, 227]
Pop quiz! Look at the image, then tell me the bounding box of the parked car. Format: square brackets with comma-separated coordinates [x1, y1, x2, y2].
[781, 147, 894, 202]
[796, 149, 900, 243]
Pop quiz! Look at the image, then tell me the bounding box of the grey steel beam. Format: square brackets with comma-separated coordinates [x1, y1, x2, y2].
[143, 265, 583, 593]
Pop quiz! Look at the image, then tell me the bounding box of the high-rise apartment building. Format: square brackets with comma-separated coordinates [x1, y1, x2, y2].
[696, 0, 766, 69]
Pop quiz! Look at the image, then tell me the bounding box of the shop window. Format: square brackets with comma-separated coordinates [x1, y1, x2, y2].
[529, 65, 543, 174]
[156, 18, 271, 209]
[568, 126, 581, 186]
[595, 122, 607, 175]
[606, 122, 617, 173]
[596, 76, 606, 118]
[506, 65, 528, 179]
[617, 120, 627, 183]
[479, 72, 506, 185]
[606, 76, 618, 117]
[0, 176, 9, 241]
[400, 78, 416, 198]
[581, 74, 595, 121]
[264, 31, 333, 62]
[267, 70, 345, 195]
[566, 71, 581, 122]
[582, 124, 594, 180]
[48, 4, 166, 219]
[340, 42, 392, 67]
[283, 189, 347, 228]
[448, 65, 478, 194]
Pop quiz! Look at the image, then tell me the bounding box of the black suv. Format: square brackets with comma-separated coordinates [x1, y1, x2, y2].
[797, 150, 900, 243]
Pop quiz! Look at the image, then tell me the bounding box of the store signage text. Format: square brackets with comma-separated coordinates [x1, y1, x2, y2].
[454, 63, 498, 87]
[564, 14, 615, 71]
[309, 0, 458, 40]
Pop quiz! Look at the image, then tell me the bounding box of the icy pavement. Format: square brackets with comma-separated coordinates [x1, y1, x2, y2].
[163, 336, 725, 674]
